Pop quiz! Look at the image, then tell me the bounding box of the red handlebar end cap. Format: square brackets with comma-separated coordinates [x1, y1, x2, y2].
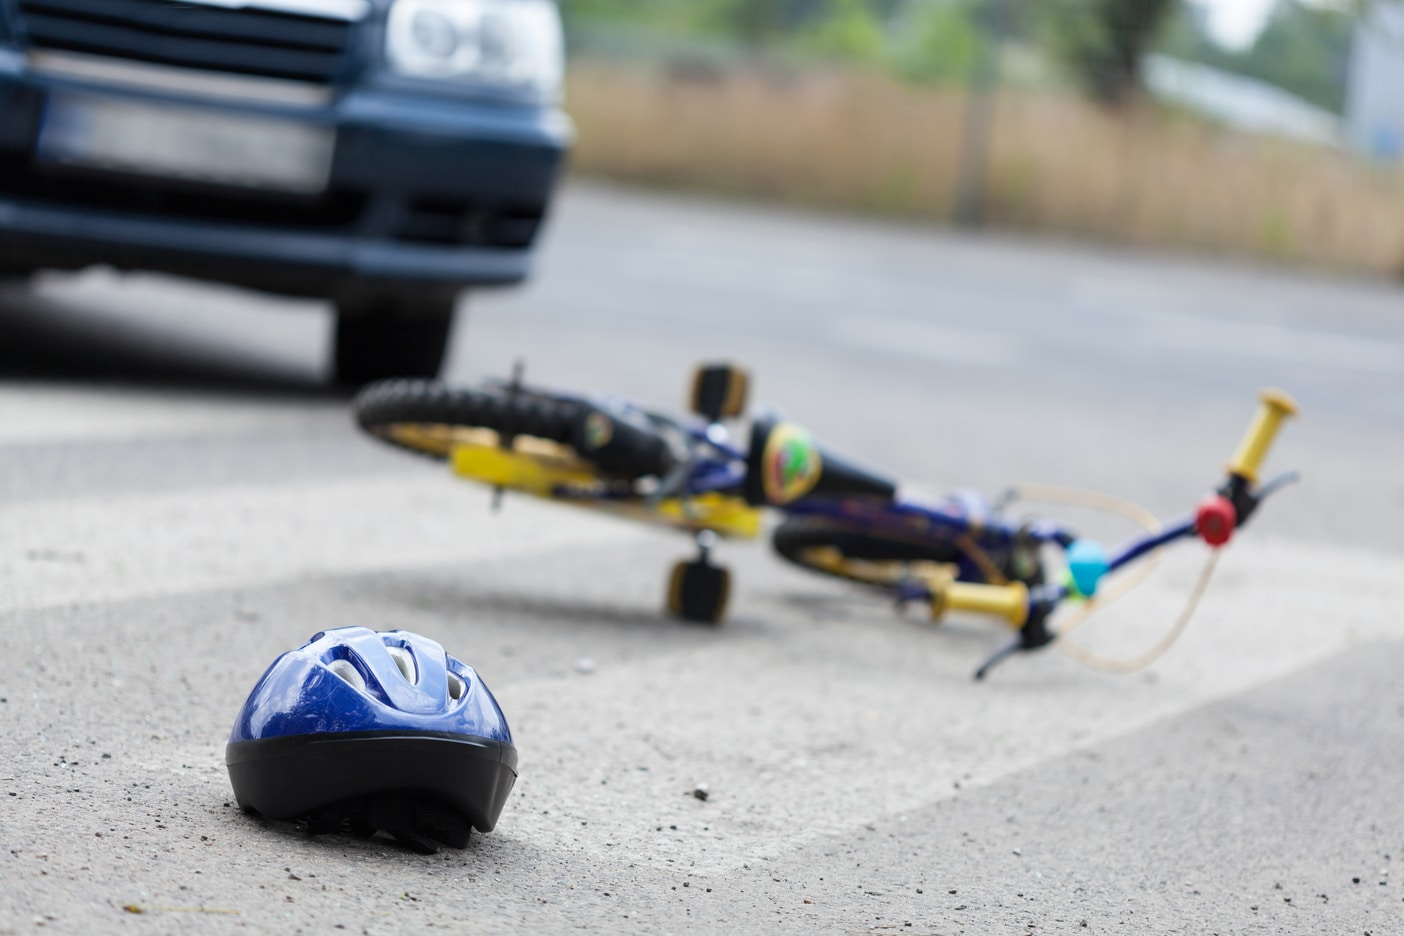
[1196, 496, 1237, 548]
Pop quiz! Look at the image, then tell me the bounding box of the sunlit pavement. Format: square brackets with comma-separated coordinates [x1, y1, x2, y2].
[2, 183, 1401, 934]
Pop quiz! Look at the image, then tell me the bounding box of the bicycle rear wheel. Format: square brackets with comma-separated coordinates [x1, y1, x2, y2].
[353, 379, 675, 481]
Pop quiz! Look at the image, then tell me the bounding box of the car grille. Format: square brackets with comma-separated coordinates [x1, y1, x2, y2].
[16, 0, 355, 84]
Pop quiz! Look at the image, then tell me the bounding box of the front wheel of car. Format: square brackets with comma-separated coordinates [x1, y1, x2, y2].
[0, 265, 35, 287]
[333, 294, 459, 387]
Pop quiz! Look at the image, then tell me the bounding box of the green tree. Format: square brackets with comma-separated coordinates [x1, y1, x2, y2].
[893, 1, 985, 84]
[700, 0, 790, 44]
[799, 0, 888, 64]
[1045, 0, 1179, 103]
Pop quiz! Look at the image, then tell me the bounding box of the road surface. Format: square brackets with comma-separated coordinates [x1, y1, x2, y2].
[1, 183, 1401, 934]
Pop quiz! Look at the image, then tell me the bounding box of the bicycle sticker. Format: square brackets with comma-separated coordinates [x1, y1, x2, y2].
[762, 423, 823, 505]
[583, 412, 614, 451]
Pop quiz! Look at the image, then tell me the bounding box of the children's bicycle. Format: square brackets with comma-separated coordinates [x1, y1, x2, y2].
[354, 365, 1297, 678]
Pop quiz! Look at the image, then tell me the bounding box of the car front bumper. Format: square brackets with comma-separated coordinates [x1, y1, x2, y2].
[0, 47, 572, 298]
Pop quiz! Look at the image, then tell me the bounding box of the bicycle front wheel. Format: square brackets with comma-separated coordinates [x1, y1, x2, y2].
[771, 516, 966, 587]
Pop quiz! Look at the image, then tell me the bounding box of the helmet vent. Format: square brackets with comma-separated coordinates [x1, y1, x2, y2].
[327, 658, 366, 692]
[387, 645, 416, 684]
[446, 671, 467, 701]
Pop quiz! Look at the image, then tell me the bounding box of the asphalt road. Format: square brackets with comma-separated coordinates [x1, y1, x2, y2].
[1, 183, 1401, 934]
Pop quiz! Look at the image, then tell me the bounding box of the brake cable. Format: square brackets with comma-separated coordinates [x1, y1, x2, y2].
[1004, 483, 1214, 675]
[1055, 550, 1220, 674]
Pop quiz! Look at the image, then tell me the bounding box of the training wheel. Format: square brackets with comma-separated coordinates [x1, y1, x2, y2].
[690, 364, 750, 423]
[667, 560, 731, 625]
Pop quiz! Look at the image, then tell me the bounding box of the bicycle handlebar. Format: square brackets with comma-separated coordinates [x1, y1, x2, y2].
[962, 390, 1299, 679]
[1225, 389, 1298, 484]
[1200, 388, 1300, 545]
[934, 581, 1030, 628]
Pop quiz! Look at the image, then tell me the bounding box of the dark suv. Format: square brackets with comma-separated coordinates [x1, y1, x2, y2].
[0, 0, 570, 383]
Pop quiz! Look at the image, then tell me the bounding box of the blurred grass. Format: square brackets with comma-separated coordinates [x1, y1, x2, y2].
[567, 60, 1404, 276]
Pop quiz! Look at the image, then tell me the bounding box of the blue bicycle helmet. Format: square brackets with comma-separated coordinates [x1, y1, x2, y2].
[225, 627, 517, 853]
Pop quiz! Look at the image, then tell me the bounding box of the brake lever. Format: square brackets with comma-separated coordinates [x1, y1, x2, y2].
[1255, 470, 1301, 501]
[974, 639, 1024, 681]
[972, 593, 1057, 681]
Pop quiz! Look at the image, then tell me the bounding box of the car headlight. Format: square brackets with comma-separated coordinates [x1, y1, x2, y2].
[385, 0, 563, 98]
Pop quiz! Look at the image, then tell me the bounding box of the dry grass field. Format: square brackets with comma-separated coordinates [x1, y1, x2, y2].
[567, 60, 1404, 277]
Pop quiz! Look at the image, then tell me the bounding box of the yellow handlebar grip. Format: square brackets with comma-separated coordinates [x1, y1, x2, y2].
[1226, 389, 1299, 484]
[932, 581, 1029, 629]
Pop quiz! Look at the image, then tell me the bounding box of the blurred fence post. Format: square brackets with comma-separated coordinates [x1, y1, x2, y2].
[955, 0, 1008, 228]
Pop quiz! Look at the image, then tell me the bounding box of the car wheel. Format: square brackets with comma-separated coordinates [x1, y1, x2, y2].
[0, 265, 34, 286]
[333, 294, 459, 387]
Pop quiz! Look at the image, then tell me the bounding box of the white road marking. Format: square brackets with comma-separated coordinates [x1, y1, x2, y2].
[0, 384, 332, 445]
[495, 537, 1402, 873]
[1140, 315, 1404, 375]
[621, 246, 885, 309]
[0, 476, 647, 612]
[829, 314, 1024, 366]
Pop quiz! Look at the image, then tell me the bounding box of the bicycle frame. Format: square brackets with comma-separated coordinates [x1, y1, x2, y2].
[781, 492, 1076, 584]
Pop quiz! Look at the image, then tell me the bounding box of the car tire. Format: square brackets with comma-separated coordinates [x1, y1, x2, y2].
[333, 294, 459, 388]
[0, 265, 34, 286]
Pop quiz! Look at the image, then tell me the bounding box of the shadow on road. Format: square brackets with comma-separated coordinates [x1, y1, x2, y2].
[376, 579, 680, 633]
[224, 802, 521, 860]
[0, 278, 340, 399]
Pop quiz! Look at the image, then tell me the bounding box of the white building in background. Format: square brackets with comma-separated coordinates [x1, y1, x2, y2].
[1346, 1, 1404, 161]
[1145, 54, 1343, 146]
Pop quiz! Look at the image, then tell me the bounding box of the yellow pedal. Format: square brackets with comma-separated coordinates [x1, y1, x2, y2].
[690, 364, 750, 422]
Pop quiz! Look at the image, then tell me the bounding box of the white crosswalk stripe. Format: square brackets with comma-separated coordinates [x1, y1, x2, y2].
[0, 475, 647, 613]
[0, 384, 333, 445]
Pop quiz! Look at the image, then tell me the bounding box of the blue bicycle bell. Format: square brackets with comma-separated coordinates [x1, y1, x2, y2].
[1066, 540, 1110, 598]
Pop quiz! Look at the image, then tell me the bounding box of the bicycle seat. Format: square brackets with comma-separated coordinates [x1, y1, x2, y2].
[744, 417, 897, 507]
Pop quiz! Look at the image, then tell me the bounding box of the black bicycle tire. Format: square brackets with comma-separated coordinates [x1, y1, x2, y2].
[771, 516, 964, 580]
[773, 516, 1050, 591]
[354, 379, 674, 482]
[355, 378, 583, 456]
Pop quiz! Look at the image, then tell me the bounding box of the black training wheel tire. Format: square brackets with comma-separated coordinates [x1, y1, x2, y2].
[333, 295, 458, 387]
[0, 268, 34, 290]
[667, 560, 731, 625]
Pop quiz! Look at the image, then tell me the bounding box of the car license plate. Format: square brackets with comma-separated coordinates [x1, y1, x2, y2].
[37, 92, 335, 195]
